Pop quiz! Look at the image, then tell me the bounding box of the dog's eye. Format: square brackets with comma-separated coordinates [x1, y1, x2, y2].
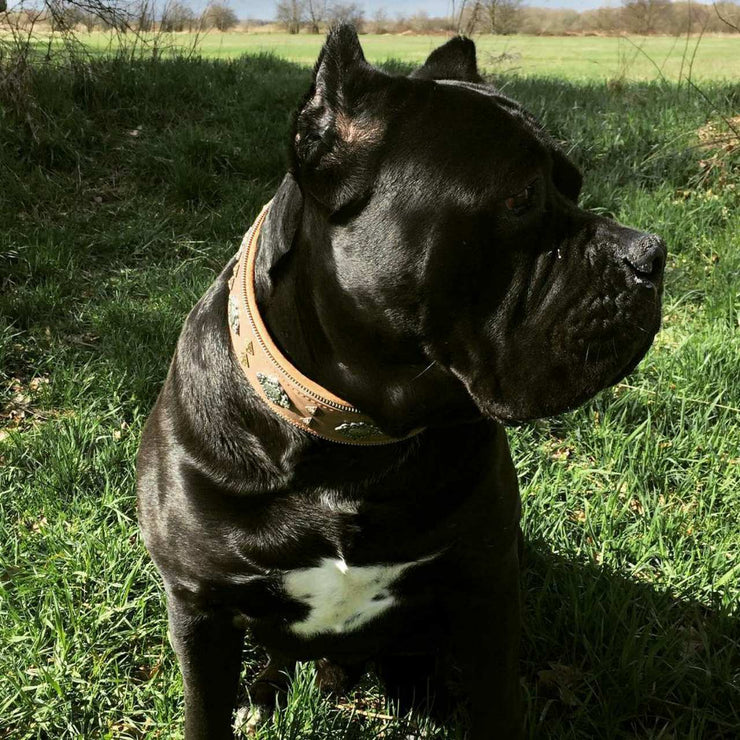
[504, 183, 535, 214]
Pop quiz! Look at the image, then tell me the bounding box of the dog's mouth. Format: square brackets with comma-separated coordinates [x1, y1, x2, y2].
[471, 334, 657, 424]
[559, 280, 662, 364]
[458, 269, 663, 424]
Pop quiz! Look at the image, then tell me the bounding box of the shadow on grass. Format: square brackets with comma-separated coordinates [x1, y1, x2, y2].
[521, 540, 739, 738]
[3, 54, 735, 404]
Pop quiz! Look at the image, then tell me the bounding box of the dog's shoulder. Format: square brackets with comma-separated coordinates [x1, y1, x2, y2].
[138, 259, 299, 498]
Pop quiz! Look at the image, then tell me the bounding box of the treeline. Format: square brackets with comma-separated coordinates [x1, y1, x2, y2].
[274, 1, 740, 36]
[3, 0, 739, 36]
[509, 2, 739, 36]
[2, 1, 240, 34]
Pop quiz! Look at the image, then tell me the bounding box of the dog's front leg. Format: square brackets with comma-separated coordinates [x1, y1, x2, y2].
[449, 541, 523, 739]
[167, 595, 245, 740]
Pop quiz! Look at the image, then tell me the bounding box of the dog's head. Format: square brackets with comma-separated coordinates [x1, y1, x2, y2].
[281, 26, 664, 429]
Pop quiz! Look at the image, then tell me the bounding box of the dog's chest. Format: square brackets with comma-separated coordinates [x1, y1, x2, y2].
[281, 557, 418, 637]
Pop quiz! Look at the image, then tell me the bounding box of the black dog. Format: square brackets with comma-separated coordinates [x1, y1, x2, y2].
[137, 26, 665, 739]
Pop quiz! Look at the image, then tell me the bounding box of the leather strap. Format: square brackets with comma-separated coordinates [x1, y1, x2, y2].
[227, 203, 421, 445]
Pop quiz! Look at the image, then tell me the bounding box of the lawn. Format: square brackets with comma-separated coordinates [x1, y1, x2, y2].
[79, 31, 740, 81]
[0, 42, 739, 739]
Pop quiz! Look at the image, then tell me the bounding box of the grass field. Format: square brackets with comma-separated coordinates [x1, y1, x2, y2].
[1, 39, 739, 739]
[78, 31, 740, 81]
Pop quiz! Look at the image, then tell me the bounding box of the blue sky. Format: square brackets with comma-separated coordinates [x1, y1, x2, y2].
[239, 1, 622, 21]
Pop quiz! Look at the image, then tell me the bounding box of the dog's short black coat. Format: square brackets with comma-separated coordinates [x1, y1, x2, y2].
[136, 26, 665, 739]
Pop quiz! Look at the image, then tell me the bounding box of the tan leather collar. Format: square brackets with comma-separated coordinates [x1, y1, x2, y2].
[227, 203, 421, 445]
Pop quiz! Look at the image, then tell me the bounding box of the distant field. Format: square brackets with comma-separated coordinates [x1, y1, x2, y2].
[80, 31, 740, 80]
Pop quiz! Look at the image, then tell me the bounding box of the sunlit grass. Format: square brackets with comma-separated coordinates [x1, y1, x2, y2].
[66, 30, 740, 81]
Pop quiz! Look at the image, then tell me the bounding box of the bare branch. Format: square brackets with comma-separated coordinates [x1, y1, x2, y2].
[713, 1, 740, 33]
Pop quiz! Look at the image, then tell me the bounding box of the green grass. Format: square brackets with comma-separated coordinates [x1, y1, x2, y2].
[75, 31, 740, 81]
[1, 49, 739, 739]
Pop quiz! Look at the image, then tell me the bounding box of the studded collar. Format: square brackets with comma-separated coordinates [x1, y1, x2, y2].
[227, 203, 422, 445]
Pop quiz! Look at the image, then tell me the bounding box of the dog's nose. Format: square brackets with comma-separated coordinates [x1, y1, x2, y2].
[623, 233, 666, 283]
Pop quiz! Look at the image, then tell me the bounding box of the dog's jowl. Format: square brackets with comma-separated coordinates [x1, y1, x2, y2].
[136, 25, 665, 739]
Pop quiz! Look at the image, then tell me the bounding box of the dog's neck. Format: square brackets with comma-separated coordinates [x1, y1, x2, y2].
[253, 177, 479, 437]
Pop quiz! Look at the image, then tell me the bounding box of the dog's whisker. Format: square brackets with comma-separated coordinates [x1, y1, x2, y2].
[410, 361, 436, 382]
[630, 322, 649, 334]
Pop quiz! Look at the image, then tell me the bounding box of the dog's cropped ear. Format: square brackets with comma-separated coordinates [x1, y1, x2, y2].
[254, 174, 303, 300]
[411, 36, 482, 83]
[291, 24, 386, 212]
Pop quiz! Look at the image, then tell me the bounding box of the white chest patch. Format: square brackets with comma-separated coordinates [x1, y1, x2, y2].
[282, 557, 420, 637]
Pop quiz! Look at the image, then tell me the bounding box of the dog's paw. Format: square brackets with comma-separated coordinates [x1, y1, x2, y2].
[314, 657, 364, 695]
[234, 705, 265, 737]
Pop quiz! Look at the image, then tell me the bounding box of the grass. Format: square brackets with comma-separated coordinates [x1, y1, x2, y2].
[1, 47, 739, 739]
[74, 31, 740, 81]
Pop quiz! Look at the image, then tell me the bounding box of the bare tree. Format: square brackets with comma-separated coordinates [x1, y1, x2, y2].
[34, 0, 131, 32]
[161, 1, 195, 32]
[449, 0, 463, 32]
[451, 0, 479, 34]
[203, 1, 238, 31]
[275, 0, 303, 33]
[461, 0, 483, 34]
[327, 2, 364, 31]
[132, 0, 154, 32]
[53, 4, 99, 31]
[372, 7, 388, 33]
[621, 0, 671, 34]
[478, 0, 522, 34]
[305, 0, 326, 33]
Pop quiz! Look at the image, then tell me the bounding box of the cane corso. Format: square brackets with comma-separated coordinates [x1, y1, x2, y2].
[136, 25, 665, 739]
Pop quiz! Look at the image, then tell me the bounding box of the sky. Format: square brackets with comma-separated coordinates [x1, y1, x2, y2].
[238, 0, 623, 21]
